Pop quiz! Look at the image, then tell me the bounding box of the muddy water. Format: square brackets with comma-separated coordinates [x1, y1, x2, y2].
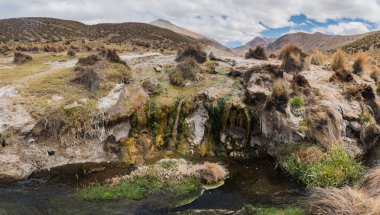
[0, 159, 305, 215]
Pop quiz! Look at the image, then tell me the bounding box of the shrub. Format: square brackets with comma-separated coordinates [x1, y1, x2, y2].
[266, 79, 289, 111]
[310, 50, 325, 66]
[330, 68, 353, 82]
[245, 45, 268, 60]
[13, 52, 32, 64]
[370, 66, 380, 82]
[280, 44, 307, 73]
[67, 50, 76, 57]
[291, 96, 304, 108]
[203, 61, 218, 74]
[175, 44, 207, 64]
[269, 53, 276, 59]
[343, 84, 361, 101]
[77, 54, 100, 66]
[352, 52, 367, 75]
[169, 58, 201, 86]
[308, 187, 373, 215]
[331, 49, 347, 72]
[283, 145, 364, 187]
[98, 48, 127, 66]
[71, 67, 101, 91]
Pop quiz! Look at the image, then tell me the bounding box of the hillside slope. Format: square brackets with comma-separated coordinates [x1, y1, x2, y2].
[150, 19, 234, 56]
[267, 32, 365, 53]
[0, 17, 192, 50]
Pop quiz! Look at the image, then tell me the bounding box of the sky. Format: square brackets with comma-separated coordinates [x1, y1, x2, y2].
[0, 0, 379, 48]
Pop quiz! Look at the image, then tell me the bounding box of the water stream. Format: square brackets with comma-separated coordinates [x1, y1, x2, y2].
[0, 158, 307, 215]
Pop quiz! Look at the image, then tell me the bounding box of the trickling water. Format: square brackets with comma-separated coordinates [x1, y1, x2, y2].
[0, 159, 305, 215]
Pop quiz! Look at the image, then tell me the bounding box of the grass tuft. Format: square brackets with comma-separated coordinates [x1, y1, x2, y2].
[291, 96, 304, 108]
[283, 145, 364, 187]
[245, 45, 268, 60]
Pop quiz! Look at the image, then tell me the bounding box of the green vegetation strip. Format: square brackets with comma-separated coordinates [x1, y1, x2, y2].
[79, 176, 201, 201]
[283, 145, 364, 187]
[244, 204, 305, 215]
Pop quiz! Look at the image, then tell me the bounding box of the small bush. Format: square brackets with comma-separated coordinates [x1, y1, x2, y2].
[291, 96, 304, 108]
[169, 58, 201, 86]
[310, 50, 325, 66]
[266, 80, 289, 111]
[352, 52, 367, 75]
[280, 44, 307, 73]
[361, 166, 380, 198]
[343, 84, 362, 101]
[77, 54, 100, 66]
[331, 49, 347, 72]
[67, 50, 76, 57]
[330, 68, 353, 82]
[71, 67, 101, 91]
[245, 45, 268, 60]
[203, 61, 218, 74]
[13, 52, 32, 64]
[176, 45, 207, 64]
[269, 53, 276, 59]
[283, 145, 364, 187]
[98, 49, 127, 66]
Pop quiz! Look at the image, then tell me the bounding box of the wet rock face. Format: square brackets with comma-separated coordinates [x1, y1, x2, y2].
[185, 102, 209, 147]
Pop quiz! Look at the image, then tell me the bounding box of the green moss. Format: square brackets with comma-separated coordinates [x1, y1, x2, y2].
[243, 204, 304, 215]
[79, 175, 163, 201]
[255, 207, 305, 215]
[171, 177, 201, 197]
[148, 99, 157, 144]
[359, 111, 371, 124]
[290, 96, 304, 108]
[283, 145, 364, 187]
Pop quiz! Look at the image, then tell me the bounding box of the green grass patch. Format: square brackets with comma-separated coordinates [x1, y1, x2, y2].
[243, 204, 304, 215]
[79, 176, 163, 201]
[171, 177, 201, 197]
[255, 207, 305, 215]
[80, 175, 202, 201]
[290, 96, 304, 108]
[283, 145, 364, 187]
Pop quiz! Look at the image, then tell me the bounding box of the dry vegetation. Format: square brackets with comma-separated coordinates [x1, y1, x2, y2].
[175, 45, 207, 64]
[352, 52, 367, 75]
[13, 52, 32, 64]
[244, 45, 268, 60]
[331, 49, 347, 72]
[309, 50, 325, 66]
[280, 44, 308, 73]
[169, 58, 202, 86]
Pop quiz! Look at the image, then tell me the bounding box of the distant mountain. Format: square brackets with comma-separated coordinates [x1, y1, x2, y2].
[266, 32, 367, 53]
[233, 37, 274, 55]
[150, 19, 234, 56]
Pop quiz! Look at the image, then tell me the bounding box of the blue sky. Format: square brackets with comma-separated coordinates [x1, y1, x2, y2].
[1, 0, 379, 48]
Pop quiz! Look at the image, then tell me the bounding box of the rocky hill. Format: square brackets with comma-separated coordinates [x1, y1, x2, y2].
[150, 19, 234, 56]
[267, 32, 365, 53]
[233, 37, 274, 55]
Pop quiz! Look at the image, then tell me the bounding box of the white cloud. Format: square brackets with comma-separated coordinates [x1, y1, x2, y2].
[0, 0, 379, 44]
[311, 22, 371, 35]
